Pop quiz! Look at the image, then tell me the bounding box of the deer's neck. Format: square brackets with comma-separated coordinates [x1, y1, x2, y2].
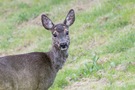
[48, 46, 68, 72]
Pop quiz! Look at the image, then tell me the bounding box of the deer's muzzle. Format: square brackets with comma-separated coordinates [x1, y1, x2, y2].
[60, 42, 68, 51]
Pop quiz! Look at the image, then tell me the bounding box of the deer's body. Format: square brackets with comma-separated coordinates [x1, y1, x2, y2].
[0, 52, 55, 90]
[0, 9, 75, 90]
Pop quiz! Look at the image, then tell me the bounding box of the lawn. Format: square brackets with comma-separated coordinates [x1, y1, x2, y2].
[0, 0, 135, 90]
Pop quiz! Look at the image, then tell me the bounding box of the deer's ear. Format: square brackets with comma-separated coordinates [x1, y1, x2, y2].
[41, 14, 54, 30]
[64, 9, 75, 26]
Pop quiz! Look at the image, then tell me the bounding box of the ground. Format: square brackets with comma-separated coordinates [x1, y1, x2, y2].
[0, 0, 135, 90]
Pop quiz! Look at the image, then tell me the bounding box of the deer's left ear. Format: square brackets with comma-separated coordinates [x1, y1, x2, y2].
[41, 14, 54, 30]
[64, 9, 75, 26]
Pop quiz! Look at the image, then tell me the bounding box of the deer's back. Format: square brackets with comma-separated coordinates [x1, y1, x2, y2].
[0, 52, 56, 90]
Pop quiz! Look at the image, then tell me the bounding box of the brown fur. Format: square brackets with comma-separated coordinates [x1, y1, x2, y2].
[0, 9, 75, 90]
[0, 52, 56, 90]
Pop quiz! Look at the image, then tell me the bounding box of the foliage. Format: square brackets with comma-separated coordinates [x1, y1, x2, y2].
[0, 0, 135, 89]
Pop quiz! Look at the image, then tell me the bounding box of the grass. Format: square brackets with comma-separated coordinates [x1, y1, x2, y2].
[0, 0, 135, 90]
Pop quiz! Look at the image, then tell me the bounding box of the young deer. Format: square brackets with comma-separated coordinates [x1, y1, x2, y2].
[0, 9, 75, 90]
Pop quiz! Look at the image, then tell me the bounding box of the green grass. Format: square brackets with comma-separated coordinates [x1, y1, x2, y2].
[0, 0, 135, 90]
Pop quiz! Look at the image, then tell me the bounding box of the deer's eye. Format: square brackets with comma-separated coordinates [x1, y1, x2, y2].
[53, 33, 57, 37]
[66, 31, 69, 35]
[53, 31, 58, 37]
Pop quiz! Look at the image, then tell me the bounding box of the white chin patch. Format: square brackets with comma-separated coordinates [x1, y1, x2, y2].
[61, 47, 67, 51]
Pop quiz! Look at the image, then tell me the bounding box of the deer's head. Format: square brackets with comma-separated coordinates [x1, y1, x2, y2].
[41, 9, 75, 51]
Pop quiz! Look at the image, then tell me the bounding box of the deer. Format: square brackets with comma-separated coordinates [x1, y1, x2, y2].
[0, 9, 75, 90]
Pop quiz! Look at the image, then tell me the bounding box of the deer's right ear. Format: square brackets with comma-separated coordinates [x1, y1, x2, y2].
[41, 14, 54, 30]
[64, 9, 75, 27]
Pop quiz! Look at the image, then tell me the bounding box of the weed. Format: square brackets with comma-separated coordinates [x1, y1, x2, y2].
[1, 0, 135, 89]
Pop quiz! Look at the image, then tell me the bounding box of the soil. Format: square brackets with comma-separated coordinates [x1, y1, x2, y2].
[64, 78, 109, 90]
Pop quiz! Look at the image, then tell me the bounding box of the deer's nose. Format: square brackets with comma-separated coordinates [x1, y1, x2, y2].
[60, 43, 67, 48]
